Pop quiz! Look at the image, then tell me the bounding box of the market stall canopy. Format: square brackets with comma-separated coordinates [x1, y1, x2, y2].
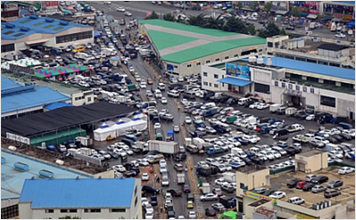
[35, 63, 91, 78]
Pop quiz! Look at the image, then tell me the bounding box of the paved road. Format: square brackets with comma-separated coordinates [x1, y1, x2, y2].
[88, 1, 342, 40]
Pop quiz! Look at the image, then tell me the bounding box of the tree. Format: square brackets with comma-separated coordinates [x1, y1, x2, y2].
[247, 25, 256, 35]
[236, 2, 243, 12]
[203, 16, 224, 29]
[187, 14, 206, 27]
[163, 13, 175, 22]
[146, 11, 159, 20]
[264, 2, 273, 14]
[292, 7, 300, 17]
[249, 1, 259, 12]
[222, 17, 247, 34]
[280, 27, 287, 35]
[258, 22, 280, 38]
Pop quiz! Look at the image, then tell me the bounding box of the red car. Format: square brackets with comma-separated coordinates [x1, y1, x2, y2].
[296, 181, 306, 189]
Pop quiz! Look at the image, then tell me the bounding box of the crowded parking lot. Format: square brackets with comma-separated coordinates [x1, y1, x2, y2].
[2, 1, 354, 219]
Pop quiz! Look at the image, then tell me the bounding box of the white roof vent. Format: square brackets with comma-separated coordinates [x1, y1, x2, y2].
[257, 55, 264, 65]
[266, 57, 272, 66]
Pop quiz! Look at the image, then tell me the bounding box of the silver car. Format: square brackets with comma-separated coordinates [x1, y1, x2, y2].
[312, 185, 326, 193]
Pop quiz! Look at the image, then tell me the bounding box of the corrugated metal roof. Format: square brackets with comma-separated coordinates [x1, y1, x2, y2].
[2, 16, 91, 40]
[218, 77, 253, 86]
[1, 77, 70, 114]
[242, 57, 355, 81]
[1, 76, 21, 91]
[19, 178, 135, 208]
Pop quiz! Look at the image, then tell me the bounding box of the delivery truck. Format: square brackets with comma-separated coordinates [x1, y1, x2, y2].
[147, 140, 179, 154]
[177, 173, 185, 184]
[201, 183, 211, 194]
[269, 104, 282, 113]
[223, 172, 236, 183]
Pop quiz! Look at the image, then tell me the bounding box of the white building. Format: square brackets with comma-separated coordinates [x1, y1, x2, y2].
[201, 55, 355, 119]
[19, 178, 142, 219]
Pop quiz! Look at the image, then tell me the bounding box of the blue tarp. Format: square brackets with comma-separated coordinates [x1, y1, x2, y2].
[347, 20, 355, 27]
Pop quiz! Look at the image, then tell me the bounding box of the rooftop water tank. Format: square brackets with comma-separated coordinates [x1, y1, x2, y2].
[248, 55, 256, 63]
[266, 57, 272, 66]
[257, 55, 264, 65]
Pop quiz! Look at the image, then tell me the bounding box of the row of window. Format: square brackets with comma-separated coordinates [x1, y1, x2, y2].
[203, 81, 219, 88]
[75, 96, 92, 102]
[1, 43, 15, 53]
[45, 208, 126, 213]
[1, 205, 18, 219]
[170, 55, 240, 70]
[56, 31, 93, 44]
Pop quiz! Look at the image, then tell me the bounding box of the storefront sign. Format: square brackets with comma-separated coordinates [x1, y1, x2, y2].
[344, 14, 353, 20]
[243, 190, 277, 204]
[41, 1, 59, 8]
[309, 9, 318, 14]
[225, 63, 250, 80]
[334, 13, 344, 18]
[3, 2, 18, 12]
[6, 132, 30, 145]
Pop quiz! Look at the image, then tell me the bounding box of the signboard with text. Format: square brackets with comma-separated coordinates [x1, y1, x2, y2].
[6, 132, 30, 145]
[243, 190, 277, 205]
[225, 63, 250, 81]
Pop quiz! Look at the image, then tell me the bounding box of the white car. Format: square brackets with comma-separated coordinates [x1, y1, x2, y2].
[188, 211, 197, 219]
[112, 165, 126, 172]
[124, 11, 132, 16]
[114, 149, 127, 157]
[122, 146, 134, 155]
[269, 191, 286, 199]
[144, 203, 154, 213]
[185, 116, 192, 124]
[338, 166, 355, 175]
[165, 192, 172, 201]
[261, 151, 275, 160]
[154, 123, 161, 129]
[214, 178, 228, 186]
[140, 81, 147, 89]
[161, 97, 168, 104]
[343, 129, 355, 137]
[256, 102, 269, 110]
[141, 197, 149, 207]
[200, 193, 218, 201]
[141, 173, 149, 181]
[313, 136, 329, 144]
[116, 7, 125, 12]
[145, 211, 154, 219]
[242, 135, 258, 144]
[271, 150, 281, 159]
[249, 102, 259, 109]
[335, 33, 346, 38]
[159, 159, 167, 167]
[305, 114, 315, 121]
[250, 135, 260, 142]
[177, 76, 184, 82]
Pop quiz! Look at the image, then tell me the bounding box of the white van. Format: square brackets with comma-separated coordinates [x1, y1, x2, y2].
[238, 98, 250, 106]
[201, 102, 216, 110]
[74, 52, 91, 60]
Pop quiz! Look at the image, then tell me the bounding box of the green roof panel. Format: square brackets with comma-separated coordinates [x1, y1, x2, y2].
[147, 29, 198, 50]
[161, 37, 266, 64]
[140, 19, 238, 37]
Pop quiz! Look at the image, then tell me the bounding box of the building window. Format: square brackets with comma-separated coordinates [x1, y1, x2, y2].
[310, 88, 314, 94]
[214, 74, 219, 79]
[296, 85, 300, 91]
[203, 72, 208, 77]
[60, 209, 67, 213]
[206, 60, 210, 64]
[281, 82, 285, 88]
[255, 83, 270, 94]
[214, 84, 218, 88]
[111, 209, 126, 212]
[203, 82, 208, 86]
[288, 84, 293, 89]
[91, 209, 101, 213]
[69, 209, 77, 213]
[88, 97, 91, 102]
[225, 56, 229, 59]
[222, 83, 225, 87]
[45, 209, 54, 213]
[275, 42, 280, 48]
[187, 64, 191, 68]
[1, 204, 19, 219]
[56, 31, 93, 44]
[196, 62, 201, 66]
[234, 54, 239, 57]
[134, 186, 137, 195]
[267, 42, 273, 47]
[135, 196, 138, 207]
[274, 81, 279, 87]
[303, 87, 307, 92]
[209, 83, 212, 87]
[1, 43, 15, 53]
[174, 65, 178, 68]
[240, 183, 245, 189]
[320, 95, 336, 108]
[84, 209, 89, 213]
[222, 75, 224, 78]
[215, 58, 220, 61]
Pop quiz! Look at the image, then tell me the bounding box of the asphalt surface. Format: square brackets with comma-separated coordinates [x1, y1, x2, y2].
[86, 1, 344, 40]
[80, 2, 354, 219]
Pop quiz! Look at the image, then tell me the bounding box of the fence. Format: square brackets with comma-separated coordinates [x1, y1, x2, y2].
[270, 166, 295, 175]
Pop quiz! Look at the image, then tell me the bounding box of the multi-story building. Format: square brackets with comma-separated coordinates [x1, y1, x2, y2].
[19, 178, 142, 219]
[201, 54, 355, 119]
[320, 1, 355, 21]
[1, 1, 20, 21]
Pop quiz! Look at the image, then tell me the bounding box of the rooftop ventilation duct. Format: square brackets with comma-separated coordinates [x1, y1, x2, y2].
[29, 15, 38, 19]
[5, 23, 15, 29]
[45, 18, 54, 23]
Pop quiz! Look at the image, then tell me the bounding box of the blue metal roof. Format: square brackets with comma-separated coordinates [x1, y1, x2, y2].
[1, 150, 92, 200]
[44, 102, 74, 110]
[1, 77, 70, 114]
[1, 76, 21, 91]
[19, 178, 135, 208]
[2, 16, 91, 40]
[333, 1, 355, 5]
[242, 57, 355, 81]
[218, 77, 253, 86]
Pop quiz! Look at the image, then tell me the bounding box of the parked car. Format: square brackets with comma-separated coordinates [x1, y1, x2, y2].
[311, 185, 326, 193]
[287, 179, 300, 188]
[326, 179, 343, 188]
[269, 191, 286, 199]
[338, 166, 355, 175]
[311, 176, 329, 184]
[302, 183, 315, 191]
[205, 208, 217, 216]
[200, 193, 218, 201]
[324, 189, 341, 198]
[287, 197, 305, 205]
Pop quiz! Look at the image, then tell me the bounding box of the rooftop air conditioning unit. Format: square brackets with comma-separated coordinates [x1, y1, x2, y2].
[29, 15, 38, 20]
[45, 18, 54, 23]
[5, 23, 15, 29]
[20, 26, 30, 32]
[59, 21, 69, 26]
